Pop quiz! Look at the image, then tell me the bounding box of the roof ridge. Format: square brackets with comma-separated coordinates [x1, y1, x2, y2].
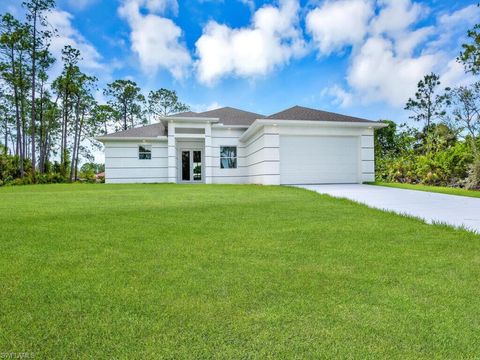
[197, 106, 264, 117]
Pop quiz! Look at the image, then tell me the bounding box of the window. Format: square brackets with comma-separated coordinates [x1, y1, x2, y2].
[220, 146, 237, 169]
[139, 145, 152, 160]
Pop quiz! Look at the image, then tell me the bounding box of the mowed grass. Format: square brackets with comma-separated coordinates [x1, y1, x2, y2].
[370, 181, 480, 198]
[0, 184, 479, 359]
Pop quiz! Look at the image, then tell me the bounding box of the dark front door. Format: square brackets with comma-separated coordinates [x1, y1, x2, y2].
[181, 150, 202, 182]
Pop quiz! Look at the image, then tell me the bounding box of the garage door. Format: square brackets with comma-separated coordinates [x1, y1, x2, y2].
[280, 135, 360, 184]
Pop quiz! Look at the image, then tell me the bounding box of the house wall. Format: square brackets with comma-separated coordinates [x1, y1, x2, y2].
[242, 125, 281, 185]
[103, 123, 376, 185]
[210, 127, 247, 184]
[104, 140, 168, 183]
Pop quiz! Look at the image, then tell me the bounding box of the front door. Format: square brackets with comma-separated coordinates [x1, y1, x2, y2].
[180, 150, 203, 182]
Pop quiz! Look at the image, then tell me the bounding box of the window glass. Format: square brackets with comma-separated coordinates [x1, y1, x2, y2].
[220, 146, 237, 169]
[193, 151, 202, 181]
[182, 151, 190, 180]
[139, 145, 152, 160]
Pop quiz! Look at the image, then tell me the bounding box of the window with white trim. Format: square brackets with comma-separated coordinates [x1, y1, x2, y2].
[220, 146, 237, 169]
[138, 145, 152, 160]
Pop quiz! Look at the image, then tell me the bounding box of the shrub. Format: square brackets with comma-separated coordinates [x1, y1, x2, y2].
[464, 159, 480, 190]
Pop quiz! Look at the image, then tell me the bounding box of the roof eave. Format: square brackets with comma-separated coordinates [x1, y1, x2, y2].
[95, 136, 168, 142]
[239, 119, 386, 142]
[266, 119, 386, 127]
[212, 124, 250, 128]
[160, 116, 220, 123]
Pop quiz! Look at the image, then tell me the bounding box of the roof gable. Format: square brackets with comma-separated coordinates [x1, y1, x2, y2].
[267, 105, 375, 123]
[169, 106, 265, 126]
[101, 122, 166, 138]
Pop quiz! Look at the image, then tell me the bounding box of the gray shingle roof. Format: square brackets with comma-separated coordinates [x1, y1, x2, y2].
[101, 105, 378, 139]
[171, 106, 265, 126]
[267, 105, 375, 123]
[101, 122, 166, 138]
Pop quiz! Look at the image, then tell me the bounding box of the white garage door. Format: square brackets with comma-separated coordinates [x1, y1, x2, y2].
[280, 135, 360, 184]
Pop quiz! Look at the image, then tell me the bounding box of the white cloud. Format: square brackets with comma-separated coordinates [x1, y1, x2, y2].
[118, 0, 191, 79]
[312, 1, 477, 108]
[306, 0, 373, 55]
[428, 4, 480, 53]
[347, 37, 436, 107]
[394, 26, 435, 57]
[191, 101, 223, 112]
[437, 4, 480, 29]
[47, 10, 105, 77]
[143, 0, 179, 15]
[440, 59, 474, 90]
[370, 0, 426, 36]
[195, 0, 306, 85]
[321, 85, 353, 108]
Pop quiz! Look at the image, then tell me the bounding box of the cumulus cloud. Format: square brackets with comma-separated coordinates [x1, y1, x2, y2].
[394, 26, 435, 57]
[428, 4, 480, 53]
[47, 10, 105, 77]
[347, 37, 436, 107]
[306, 0, 373, 55]
[321, 85, 353, 108]
[370, 0, 426, 37]
[118, 0, 191, 79]
[311, 0, 477, 108]
[142, 0, 179, 15]
[195, 0, 306, 85]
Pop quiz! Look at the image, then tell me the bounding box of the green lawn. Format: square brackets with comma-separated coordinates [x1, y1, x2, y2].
[369, 182, 480, 198]
[1, 184, 479, 359]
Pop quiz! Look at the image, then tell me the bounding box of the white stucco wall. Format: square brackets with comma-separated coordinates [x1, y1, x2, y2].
[242, 125, 280, 185]
[104, 141, 168, 183]
[210, 127, 247, 184]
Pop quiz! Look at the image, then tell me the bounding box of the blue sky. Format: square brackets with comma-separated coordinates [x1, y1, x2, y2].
[1, 0, 478, 123]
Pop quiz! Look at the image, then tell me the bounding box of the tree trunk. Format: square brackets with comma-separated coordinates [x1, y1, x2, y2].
[61, 87, 69, 176]
[4, 117, 8, 152]
[70, 98, 80, 182]
[38, 77, 45, 173]
[11, 47, 24, 177]
[75, 109, 86, 181]
[123, 102, 127, 130]
[30, 9, 37, 180]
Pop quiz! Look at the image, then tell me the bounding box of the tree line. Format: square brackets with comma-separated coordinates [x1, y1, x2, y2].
[375, 13, 480, 189]
[0, 1, 189, 185]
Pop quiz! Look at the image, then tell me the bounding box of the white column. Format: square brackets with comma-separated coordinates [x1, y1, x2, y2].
[205, 123, 212, 184]
[263, 125, 281, 185]
[168, 122, 176, 183]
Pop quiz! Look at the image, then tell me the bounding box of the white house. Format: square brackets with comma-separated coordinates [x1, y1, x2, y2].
[96, 106, 386, 185]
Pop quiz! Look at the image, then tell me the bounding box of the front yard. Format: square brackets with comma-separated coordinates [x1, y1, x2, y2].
[0, 184, 479, 359]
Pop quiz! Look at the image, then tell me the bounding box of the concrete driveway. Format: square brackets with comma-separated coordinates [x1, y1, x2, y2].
[297, 184, 480, 233]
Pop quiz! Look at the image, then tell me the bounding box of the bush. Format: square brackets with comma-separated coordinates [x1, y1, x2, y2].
[376, 142, 473, 187]
[81, 170, 97, 183]
[464, 159, 480, 190]
[36, 173, 68, 184]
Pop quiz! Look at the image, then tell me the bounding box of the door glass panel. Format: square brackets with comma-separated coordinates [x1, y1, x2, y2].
[193, 151, 202, 181]
[182, 151, 190, 181]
